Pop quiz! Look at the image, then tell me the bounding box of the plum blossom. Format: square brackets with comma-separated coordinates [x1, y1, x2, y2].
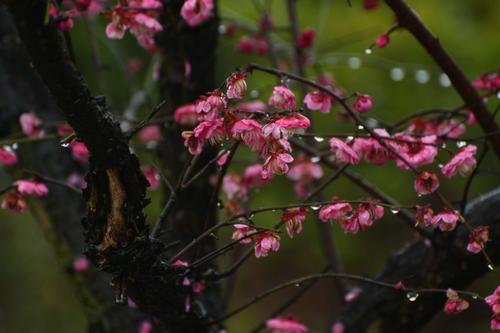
[1, 193, 27, 213]
[226, 72, 248, 99]
[352, 129, 393, 165]
[415, 205, 434, 227]
[142, 165, 160, 190]
[431, 209, 460, 232]
[263, 113, 310, 141]
[329, 138, 360, 164]
[266, 316, 308, 333]
[232, 100, 267, 114]
[67, 173, 87, 189]
[287, 156, 323, 197]
[20, 112, 44, 138]
[394, 135, 437, 169]
[444, 289, 469, 315]
[281, 207, 308, 238]
[174, 103, 199, 126]
[254, 231, 280, 258]
[15, 180, 48, 197]
[441, 145, 477, 178]
[231, 224, 257, 244]
[467, 226, 489, 254]
[138, 320, 153, 333]
[229, 119, 265, 153]
[414, 171, 439, 196]
[262, 151, 294, 179]
[353, 94, 373, 113]
[196, 90, 226, 121]
[182, 131, 203, 155]
[49, 5, 75, 31]
[242, 164, 270, 189]
[486, 286, 500, 330]
[193, 118, 225, 145]
[296, 28, 316, 49]
[303, 90, 334, 113]
[70, 141, 90, 164]
[319, 200, 352, 222]
[72, 255, 90, 273]
[180, 0, 214, 27]
[375, 34, 389, 48]
[472, 72, 500, 91]
[236, 36, 269, 55]
[268, 86, 296, 110]
[138, 124, 161, 144]
[344, 287, 362, 302]
[0, 147, 17, 166]
[222, 174, 247, 200]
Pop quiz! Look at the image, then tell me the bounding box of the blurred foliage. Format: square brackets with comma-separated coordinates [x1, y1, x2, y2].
[1, 0, 499, 332]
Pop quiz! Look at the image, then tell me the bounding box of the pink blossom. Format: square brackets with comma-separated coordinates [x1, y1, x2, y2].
[0, 147, 17, 166]
[472, 72, 500, 91]
[352, 129, 393, 165]
[353, 94, 373, 113]
[19, 112, 44, 138]
[70, 141, 90, 164]
[222, 174, 247, 200]
[415, 205, 434, 227]
[172, 259, 189, 267]
[304, 90, 334, 113]
[375, 34, 390, 48]
[232, 100, 267, 113]
[355, 201, 384, 230]
[72, 255, 90, 273]
[67, 173, 87, 189]
[331, 322, 344, 333]
[287, 157, 323, 182]
[229, 119, 265, 153]
[319, 199, 352, 222]
[441, 145, 477, 178]
[444, 289, 469, 315]
[196, 90, 226, 121]
[57, 122, 74, 137]
[266, 316, 308, 333]
[193, 118, 226, 145]
[237, 36, 257, 53]
[467, 111, 477, 126]
[231, 224, 257, 244]
[486, 286, 500, 326]
[395, 281, 406, 290]
[49, 6, 75, 31]
[435, 119, 465, 139]
[127, 298, 138, 308]
[174, 103, 199, 126]
[226, 72, 248, 99]
[254, 231, 280, 258]
[467, 226, 489, 254]
[281, 207, 308, 238]
[345, 287, 362, 302]
[1, 193, 27, 213]
[264, 113, 310, 140]
[217, 150, 230, 166]
[181, 0, 214, 27]
[268, 86, 297, 110]
[242, 164, 270, 189]
[491, 316, 500, 331]
[296, 28, 316, 49]
[192, 281, 205, 294]
[142, 165, 160, 190]
[329, 138, 360, 164]
[182, 131, 203, 155]
[414, 171, 439, 196]
[394, 135, 437, 169]
[431, 209, 460, 232]
[15, 180, 48, 197]
[138, 125, 161, 144]
[138, 320, 153, 333]
[262, 151, 294, 179]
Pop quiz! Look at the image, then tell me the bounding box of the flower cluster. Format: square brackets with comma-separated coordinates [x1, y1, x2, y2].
[443, 289, 469, 315]
[485, 286, 500, 330]
[319, 197, 384, 234]
[231, 225, 280, 258]
[1, 179, 49, 213]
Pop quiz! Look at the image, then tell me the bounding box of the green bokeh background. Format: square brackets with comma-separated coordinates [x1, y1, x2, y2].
[1, 0, 499, 332]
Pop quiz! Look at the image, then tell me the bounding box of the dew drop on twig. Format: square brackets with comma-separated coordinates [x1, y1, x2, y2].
[406, 291, 419, 302]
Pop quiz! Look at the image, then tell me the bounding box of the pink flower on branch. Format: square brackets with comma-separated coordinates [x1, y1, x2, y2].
[19, 112, 44, 138]
[231, 224, 257, 244]
[353, 94, 373, 113]
[304, 90, 334, 113]
[268, 86, 297, 110]
[254, 231, 280, 258]
[431, 209, 460, 232]
[181, 0, 214, 27]
[329, 138, 360, 165]
[266, 316, 308, 333]
[296, 28, 316, 49]
[174, 103, 199, 126]
[281, 207, 308, 238]
[15, 179, 48, 197]
[443, 289, 469, 315]
[262, 151, 294, 179]
[226, 72, 248, 100]
[441, 145, 477, 178]
[467, 226, 489, 254]
[414, 171, 439, 196]
[1, 193, 27, 213]
[0, 147, 17, 166]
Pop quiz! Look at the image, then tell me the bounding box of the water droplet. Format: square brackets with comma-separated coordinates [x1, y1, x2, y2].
[497, 92, 500, 99]
[61, 142, 70, 148]
[357, 125, 364, 130]
[472, 294, 479, 299]
[250, 90, 260, 98]
[218, 25, 227, 35]
[456, 141, 467, 148]
[406, 291, 419, 302]
[438, 164, 444, 169]
[295, 283, 301, 287]
[348, 57, 362, 70]
[314, 136, 325, 143]
[391, 208, 400, 214]
[441, 143, 447, 149]
[488, 264, 495, 271]
[310, 205, 321, 211]
[346, 136, 354, 142]
[115, 294, 126, 304]
[216, 200, 224, 209]
[11, 143, 18, 150]
[364, 48, 372, 55]
[248, 213, 255, 219]
[417, 194, 422, 198]
[415, 70, 430, 84]
[390, 67, 405, 81]
[366, 118, 379, 128]
[439, 73, 451, 87]
[311, 156, 321, 163]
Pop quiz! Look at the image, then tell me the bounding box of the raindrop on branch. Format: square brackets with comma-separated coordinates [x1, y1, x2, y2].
[391, 208, 400, 214]
[456, 141, 467, 148]
[406, 291, 419, 302]
[390, 67, 405, 81]
[314, 136, 325, 143]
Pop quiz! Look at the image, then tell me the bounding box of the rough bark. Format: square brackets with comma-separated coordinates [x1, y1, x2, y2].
[335, 188, 500, 332]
